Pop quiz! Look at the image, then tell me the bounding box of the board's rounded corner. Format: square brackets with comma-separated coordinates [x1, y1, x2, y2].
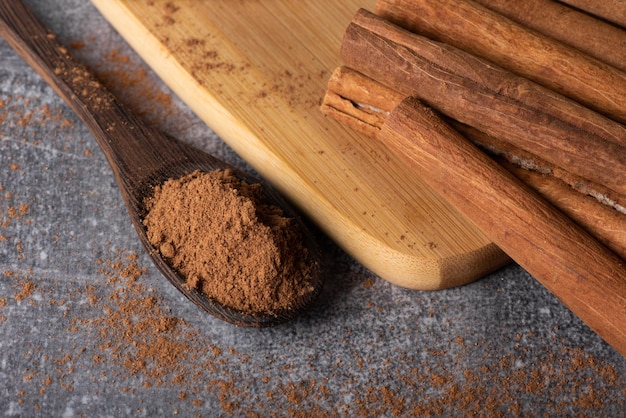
[358, 241, 510, 291]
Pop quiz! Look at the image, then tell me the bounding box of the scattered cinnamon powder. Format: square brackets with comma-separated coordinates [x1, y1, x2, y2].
[1, 199, 30, 229]
[82, 252, 202, 384]
[1, 246, 624, 415]
[143, 169, 314, 316]
[14, 281, 36, 302]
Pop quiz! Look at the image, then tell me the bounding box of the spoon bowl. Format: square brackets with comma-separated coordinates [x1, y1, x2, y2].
[0, 0, 323, 326]
[140, 158, 324, 327]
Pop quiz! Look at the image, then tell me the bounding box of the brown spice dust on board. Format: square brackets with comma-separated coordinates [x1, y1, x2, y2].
[143, 169, 314, 316]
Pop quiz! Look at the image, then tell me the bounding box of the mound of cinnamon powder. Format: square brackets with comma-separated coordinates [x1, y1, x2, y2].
[143, 169, 314, 316]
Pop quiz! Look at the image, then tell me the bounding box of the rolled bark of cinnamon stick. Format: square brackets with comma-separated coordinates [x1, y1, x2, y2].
[380, 96, 626, 357]
[323, 66, 625, 214]
[501, 161, 626, 260]
[321, 66, 405, 139]
[374, 0, 626, 124]
[321, 66, 626, 260]
[558, 0, 626, 30]
[339, 10, 626, 197]
[471, 0, 626, 72]
[450, 121, 626, 213]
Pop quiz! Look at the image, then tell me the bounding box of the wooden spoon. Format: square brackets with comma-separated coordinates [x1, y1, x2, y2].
[0, 0, 323, 327]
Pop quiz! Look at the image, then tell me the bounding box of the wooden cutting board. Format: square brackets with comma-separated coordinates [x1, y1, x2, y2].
[90, 0, 510, 290]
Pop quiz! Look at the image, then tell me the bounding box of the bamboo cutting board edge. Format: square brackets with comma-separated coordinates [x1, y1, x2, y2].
[90, 0, 510, 290]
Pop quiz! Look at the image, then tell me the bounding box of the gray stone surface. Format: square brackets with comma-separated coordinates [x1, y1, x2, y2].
[1, 1, 624, 416]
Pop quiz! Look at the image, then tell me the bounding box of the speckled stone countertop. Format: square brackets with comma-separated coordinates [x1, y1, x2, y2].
[1, 1, 624, 416]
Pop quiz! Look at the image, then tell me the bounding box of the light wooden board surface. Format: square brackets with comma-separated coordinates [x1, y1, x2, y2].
[90, 0, 510, 289]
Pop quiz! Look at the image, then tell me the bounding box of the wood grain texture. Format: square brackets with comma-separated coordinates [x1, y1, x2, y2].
[90, 0, 510, 289]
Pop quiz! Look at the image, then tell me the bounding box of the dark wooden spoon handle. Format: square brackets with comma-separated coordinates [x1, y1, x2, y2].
[0, 0, 223, 207]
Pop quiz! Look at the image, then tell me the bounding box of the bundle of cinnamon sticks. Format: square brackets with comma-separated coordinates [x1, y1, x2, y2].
[321, 0, 626, 356]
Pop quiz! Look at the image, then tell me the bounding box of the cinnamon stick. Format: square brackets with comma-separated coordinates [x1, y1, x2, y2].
[320, 66, 404, 139]
[471, 0, 626, 72]
[451, 121, 626, 213]
[340, 10, 626, 197]
[502, 161, 626, 261]
[322, 66, 626, 214]
[374, 0, 626, 124]
[321, 66, 626, 259]
[380, 96, 626, 357]
[558, 0, 626, 30]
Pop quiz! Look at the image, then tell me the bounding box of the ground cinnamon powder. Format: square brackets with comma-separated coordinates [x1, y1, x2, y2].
[143, 169, 314, 316]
